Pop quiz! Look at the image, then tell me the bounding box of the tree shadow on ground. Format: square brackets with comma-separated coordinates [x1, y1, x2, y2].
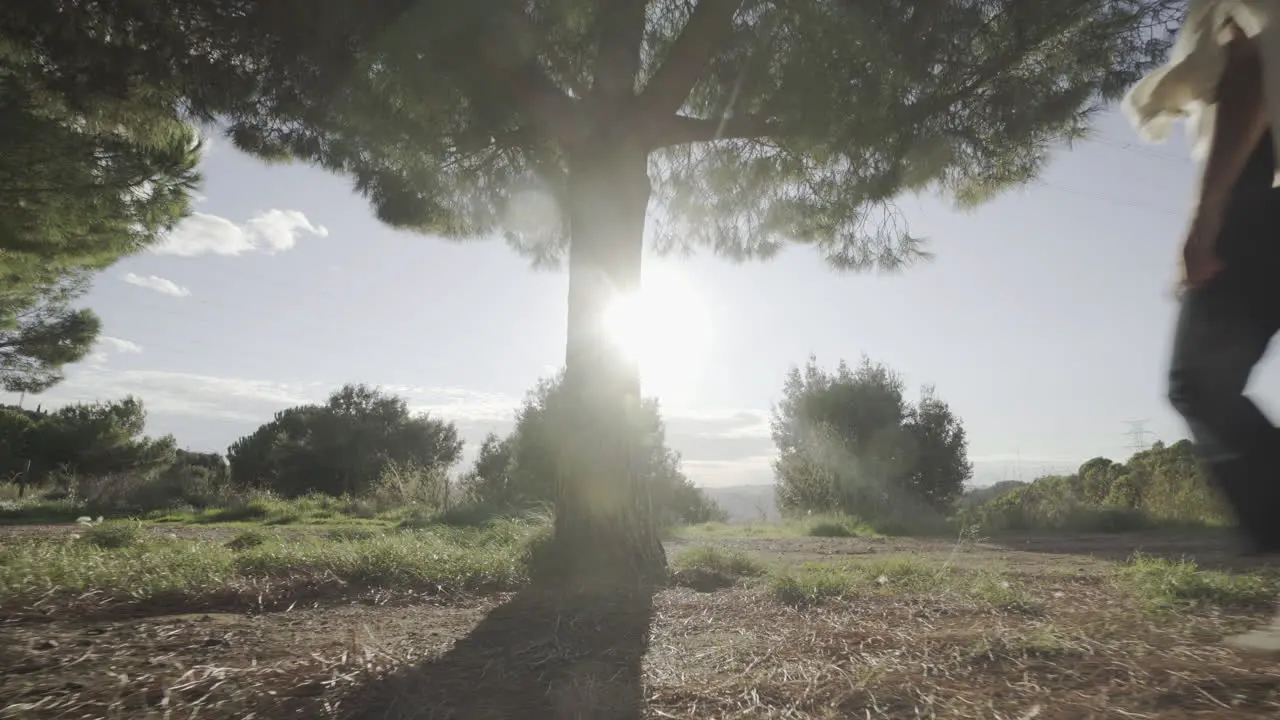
[342, 587, 655, 720]
[982, 530, 1280, 573]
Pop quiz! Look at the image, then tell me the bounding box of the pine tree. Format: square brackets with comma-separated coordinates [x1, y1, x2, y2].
[11, 0, 1180, 586]
[0, 13, 203, 393]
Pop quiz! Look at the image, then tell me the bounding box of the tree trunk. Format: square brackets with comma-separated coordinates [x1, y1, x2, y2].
[533, 139, 667, 590]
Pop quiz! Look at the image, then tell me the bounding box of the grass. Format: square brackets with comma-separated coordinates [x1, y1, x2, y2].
[1, 492, 416, 529]
[0, 497, 91, 525]
[769, 556, 943, 606]
[671, 544, 768, 578]
[150, 493, 399, 526]
[0, 516, 545, 612]
[1120, 554, 1280, 612]
[8, 525, 1280, 719]
[77, 520, 143, 549]
[225, 528, 269, 550]
[677, 513, 878, 540]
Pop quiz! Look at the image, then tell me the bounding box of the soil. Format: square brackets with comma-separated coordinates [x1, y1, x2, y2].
[5, 527, 1280, 719]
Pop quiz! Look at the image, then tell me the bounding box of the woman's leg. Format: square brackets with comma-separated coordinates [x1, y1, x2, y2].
[1167, 273, 1280, 552]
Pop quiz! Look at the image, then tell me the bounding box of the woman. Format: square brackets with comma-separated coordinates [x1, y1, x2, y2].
[1126, 6, 1280, 652]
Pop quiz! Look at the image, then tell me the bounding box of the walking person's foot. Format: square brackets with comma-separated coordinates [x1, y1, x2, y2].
[1224, 604, 1280, 656]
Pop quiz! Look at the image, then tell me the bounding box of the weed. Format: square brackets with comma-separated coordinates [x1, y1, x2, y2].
[807, 521, 860, 538]
[1122, 555, 1279, 612]
[326, 527, 380, 542]
[672, 545, 767, 578]
[1, 517, 544, 610]
[226, 529, 268, 551]
[771, 556, 940, 607]
[77, 521, 142, 549]
[968, 573, 1043, 614]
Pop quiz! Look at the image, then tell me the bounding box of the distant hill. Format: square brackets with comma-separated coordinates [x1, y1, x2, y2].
[702, 484, 780, 524]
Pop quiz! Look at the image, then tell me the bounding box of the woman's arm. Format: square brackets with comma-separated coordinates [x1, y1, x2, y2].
[1195, 23, 1269, 213]
[1183, 22, 1269, 287]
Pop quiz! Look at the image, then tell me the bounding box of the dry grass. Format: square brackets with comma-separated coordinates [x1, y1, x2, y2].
[5, 530, 1280, 719]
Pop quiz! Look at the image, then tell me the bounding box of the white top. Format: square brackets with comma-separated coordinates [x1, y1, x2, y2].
[1122, 0, 1280, 186]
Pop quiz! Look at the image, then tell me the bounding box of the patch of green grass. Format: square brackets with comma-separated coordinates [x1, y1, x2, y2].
[671, 544, 768, 578]
[325, 527, 381, 542]
[225, 529, 268, 551]
[0, 517, 546, 610]
[677, 514, 878, 541]
[770, 555, 942, 607]
[805, 514, 875, 538]
[0, 499, 89, 525]
[967, 573, 1043, 614]
[77, 521, 143, 549]
[675, 521, 797, 539]
[156, 494, 401, 528]
[400, 504, 553, 532]
[963, 625, 1080, 664]
[1122, 555, 1279, 612]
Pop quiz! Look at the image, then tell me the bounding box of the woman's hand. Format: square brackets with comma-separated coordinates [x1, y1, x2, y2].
[1181, 204, 1225, 289]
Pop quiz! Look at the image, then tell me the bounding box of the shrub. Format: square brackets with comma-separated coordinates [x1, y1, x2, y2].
[364, 460, 450, 513]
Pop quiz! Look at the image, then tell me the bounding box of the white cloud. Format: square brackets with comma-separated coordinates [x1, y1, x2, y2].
[12, 366, 783, 487]
[121, 272, 191, 297]
[152, 210, 327, 257]
[21, 370, 523, 428]
[663, 408, 772, 439]
[245, 210, 329, 252]
[389, 385, 520, 424]
[84, 336, 143, 365]
[27, 368, 324, 423]
[98, 337, 143, 354]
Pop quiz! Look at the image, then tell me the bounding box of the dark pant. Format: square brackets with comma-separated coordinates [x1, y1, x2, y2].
[1168, 268, 1280, 553]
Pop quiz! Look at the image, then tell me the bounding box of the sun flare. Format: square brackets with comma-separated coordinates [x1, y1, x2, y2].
[600, 265, 710, 394]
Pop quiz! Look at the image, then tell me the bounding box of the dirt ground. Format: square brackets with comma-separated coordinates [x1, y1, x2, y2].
[5, 529, 1280, 719]
[667, 530, 1280, 572]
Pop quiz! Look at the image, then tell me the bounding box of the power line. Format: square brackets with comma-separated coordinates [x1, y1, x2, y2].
[1088, 134, 1191, 164]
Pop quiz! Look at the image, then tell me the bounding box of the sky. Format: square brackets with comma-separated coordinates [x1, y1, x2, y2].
[9, 106, 1280, 488]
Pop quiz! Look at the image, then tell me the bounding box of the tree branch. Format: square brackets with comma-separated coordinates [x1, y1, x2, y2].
[638, 0, 744, 119]
[592, 0, 648, 103]
[468, 13, 589, 146]
[649, 113, 780, 148]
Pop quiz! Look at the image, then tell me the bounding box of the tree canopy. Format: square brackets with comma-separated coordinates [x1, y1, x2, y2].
[19, 0, 1180, 267]
[960, 440, 1225, 532]
[0, 8, 204, 394]
[0, 273, 100, 394]
[0, 396, 177, 486]
[771, 356, 971, 523]
[226, 384, 464, 497]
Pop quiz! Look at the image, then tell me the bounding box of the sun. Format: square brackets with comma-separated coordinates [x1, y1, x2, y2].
[600, 265, 710, 394]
